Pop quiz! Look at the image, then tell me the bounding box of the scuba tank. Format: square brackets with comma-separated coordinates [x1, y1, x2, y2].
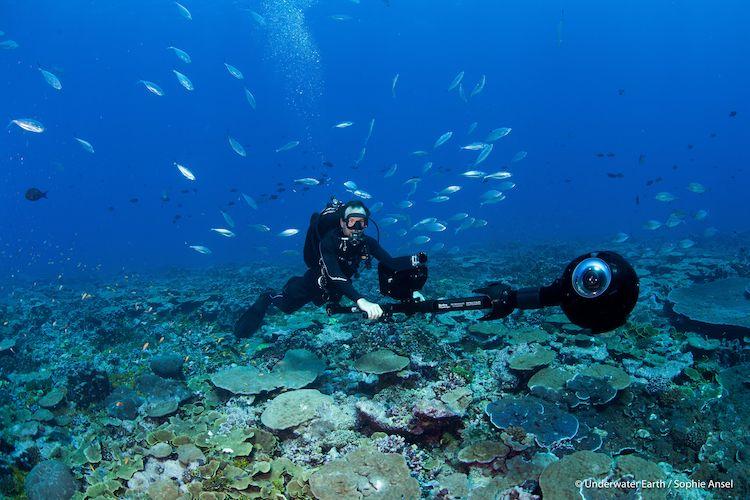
[303, 197, 345, 269]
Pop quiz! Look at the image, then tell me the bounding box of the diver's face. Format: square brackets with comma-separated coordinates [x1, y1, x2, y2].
[341, 216, 367, 237]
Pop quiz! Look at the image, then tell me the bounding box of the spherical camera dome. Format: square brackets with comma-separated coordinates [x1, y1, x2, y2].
[559, 251, 639, 333]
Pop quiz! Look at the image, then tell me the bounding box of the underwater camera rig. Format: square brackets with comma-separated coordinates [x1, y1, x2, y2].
[326, 251, 639, 333]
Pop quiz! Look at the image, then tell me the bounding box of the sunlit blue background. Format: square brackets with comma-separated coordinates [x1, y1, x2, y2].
[1, 0, 748, 281]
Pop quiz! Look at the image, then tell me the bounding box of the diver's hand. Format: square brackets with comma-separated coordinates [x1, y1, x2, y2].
[357, 298, 383, 320]
[412, 291, 425, 302]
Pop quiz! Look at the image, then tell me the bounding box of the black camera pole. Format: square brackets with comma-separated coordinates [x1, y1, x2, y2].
[326, 294, 497, 318]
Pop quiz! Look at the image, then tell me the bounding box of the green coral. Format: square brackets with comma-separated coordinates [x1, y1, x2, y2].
[451, 364, 473, 382]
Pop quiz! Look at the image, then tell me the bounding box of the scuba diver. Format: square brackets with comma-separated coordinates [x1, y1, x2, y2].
[234, 198, 427, 337]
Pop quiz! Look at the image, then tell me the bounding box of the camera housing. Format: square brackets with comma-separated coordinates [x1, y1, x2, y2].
[559, 251, 639, 332]
[378, 262, 428, 301]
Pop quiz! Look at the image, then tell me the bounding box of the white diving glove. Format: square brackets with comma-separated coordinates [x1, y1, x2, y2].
[412, 291, 426, 302]
[356, 298, 383, 320]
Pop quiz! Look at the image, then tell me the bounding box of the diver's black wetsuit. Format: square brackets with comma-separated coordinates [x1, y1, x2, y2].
[233, 224, 416, 337]
[271, 227, 414, 313]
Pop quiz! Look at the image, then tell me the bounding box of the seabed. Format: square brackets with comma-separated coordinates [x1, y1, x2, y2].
[1, 238, 748, 499]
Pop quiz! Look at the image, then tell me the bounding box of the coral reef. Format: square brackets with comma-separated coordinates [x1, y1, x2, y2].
[0, 244, 748, 498]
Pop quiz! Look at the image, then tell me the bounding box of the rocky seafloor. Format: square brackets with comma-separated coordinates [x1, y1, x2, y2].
[1, 238, 749, 499]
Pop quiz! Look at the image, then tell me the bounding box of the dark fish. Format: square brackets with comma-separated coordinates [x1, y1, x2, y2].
[729, 111, 737, 117]
[672, 164, 678, 170]
[635, 196, 640, 205]
[107, 206, 115, 212]
[618, 89, 625, 95]
[596, 153, 605, 158]
[24, 188, 47, 201]
[606, 152, 615, 157]
[709, 133, 717, 138]
[322, 160, 334, 168]
[229, 188, 238, 192]
[646, 179, 653, 186]
[638, 154, 646, 165]
[270, 194, 279, 200]
[180, 189, 190, 194]
[277, 187, 286, 192]
[129, 198, 139, 203]
[607, 172, 624, 178]
[687, 144, 694, 149]
[227, 201, 235, 206]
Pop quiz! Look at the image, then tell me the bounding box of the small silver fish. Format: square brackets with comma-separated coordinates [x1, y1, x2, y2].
[175, 1, 192, 20]
[370, 201, 383, 213]
[211, 228, 236, 238]
[612, 232, 629, 243]
[474, 143, 493, 166]
[396, 200, 414, 209]
[174, 162, 196, 181]
[294, 177, 320, 186]
[250, 11, 266, 26]
[167, 46, 191, 63]
[224, 63, 243, 79]
[333, 121, 353, 128]
[511, 151, 527, 162]
[189, 245, 211, 254]
[353, 189, 372, 199]
[434, 131, 453, 149]
[412, 235, 431, 245]
[74, 137, 95, 154]
[448, 212, 469, 221]
[486, 127, 511, 142]
[365, 118, 375, 144]
[344, 181, 358, 191]
[245, 88, 256, 109]
[461, 142, 486, 151]
[139, 80, 164, 96]
[228, 136, 247, 157]
[278, 228, 299, 237]
[483, 171, 512, 181]
[687, 182, 705, 193]
[438, 186, 461, 195]
[250, 224, 270, 232]
[276, 141, 300, 153]
[221, 210, 235, 228]
[384, 164, 398, 178]
[39, 68, 62, 90]
[655, 192, 676, 202]
[423, 222, 447, 232]
[173, 69, 193, 90]
[0, 40, 19, 50]
[643, 220, 662, 230]
[10, 118, 45, 133]
[467, 122, 478, 135]
[392, 73, 399, 98]
[678, 239, 695, 249]
[242, 193, 257, 209]
[470, 75, 486, 97]
[448, 71, 464, 91]
[429, 196, 450, 203]
[461, 170, 486, 179]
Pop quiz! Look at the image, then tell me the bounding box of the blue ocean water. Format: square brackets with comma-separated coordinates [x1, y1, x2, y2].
[1, 0, 748, 278]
